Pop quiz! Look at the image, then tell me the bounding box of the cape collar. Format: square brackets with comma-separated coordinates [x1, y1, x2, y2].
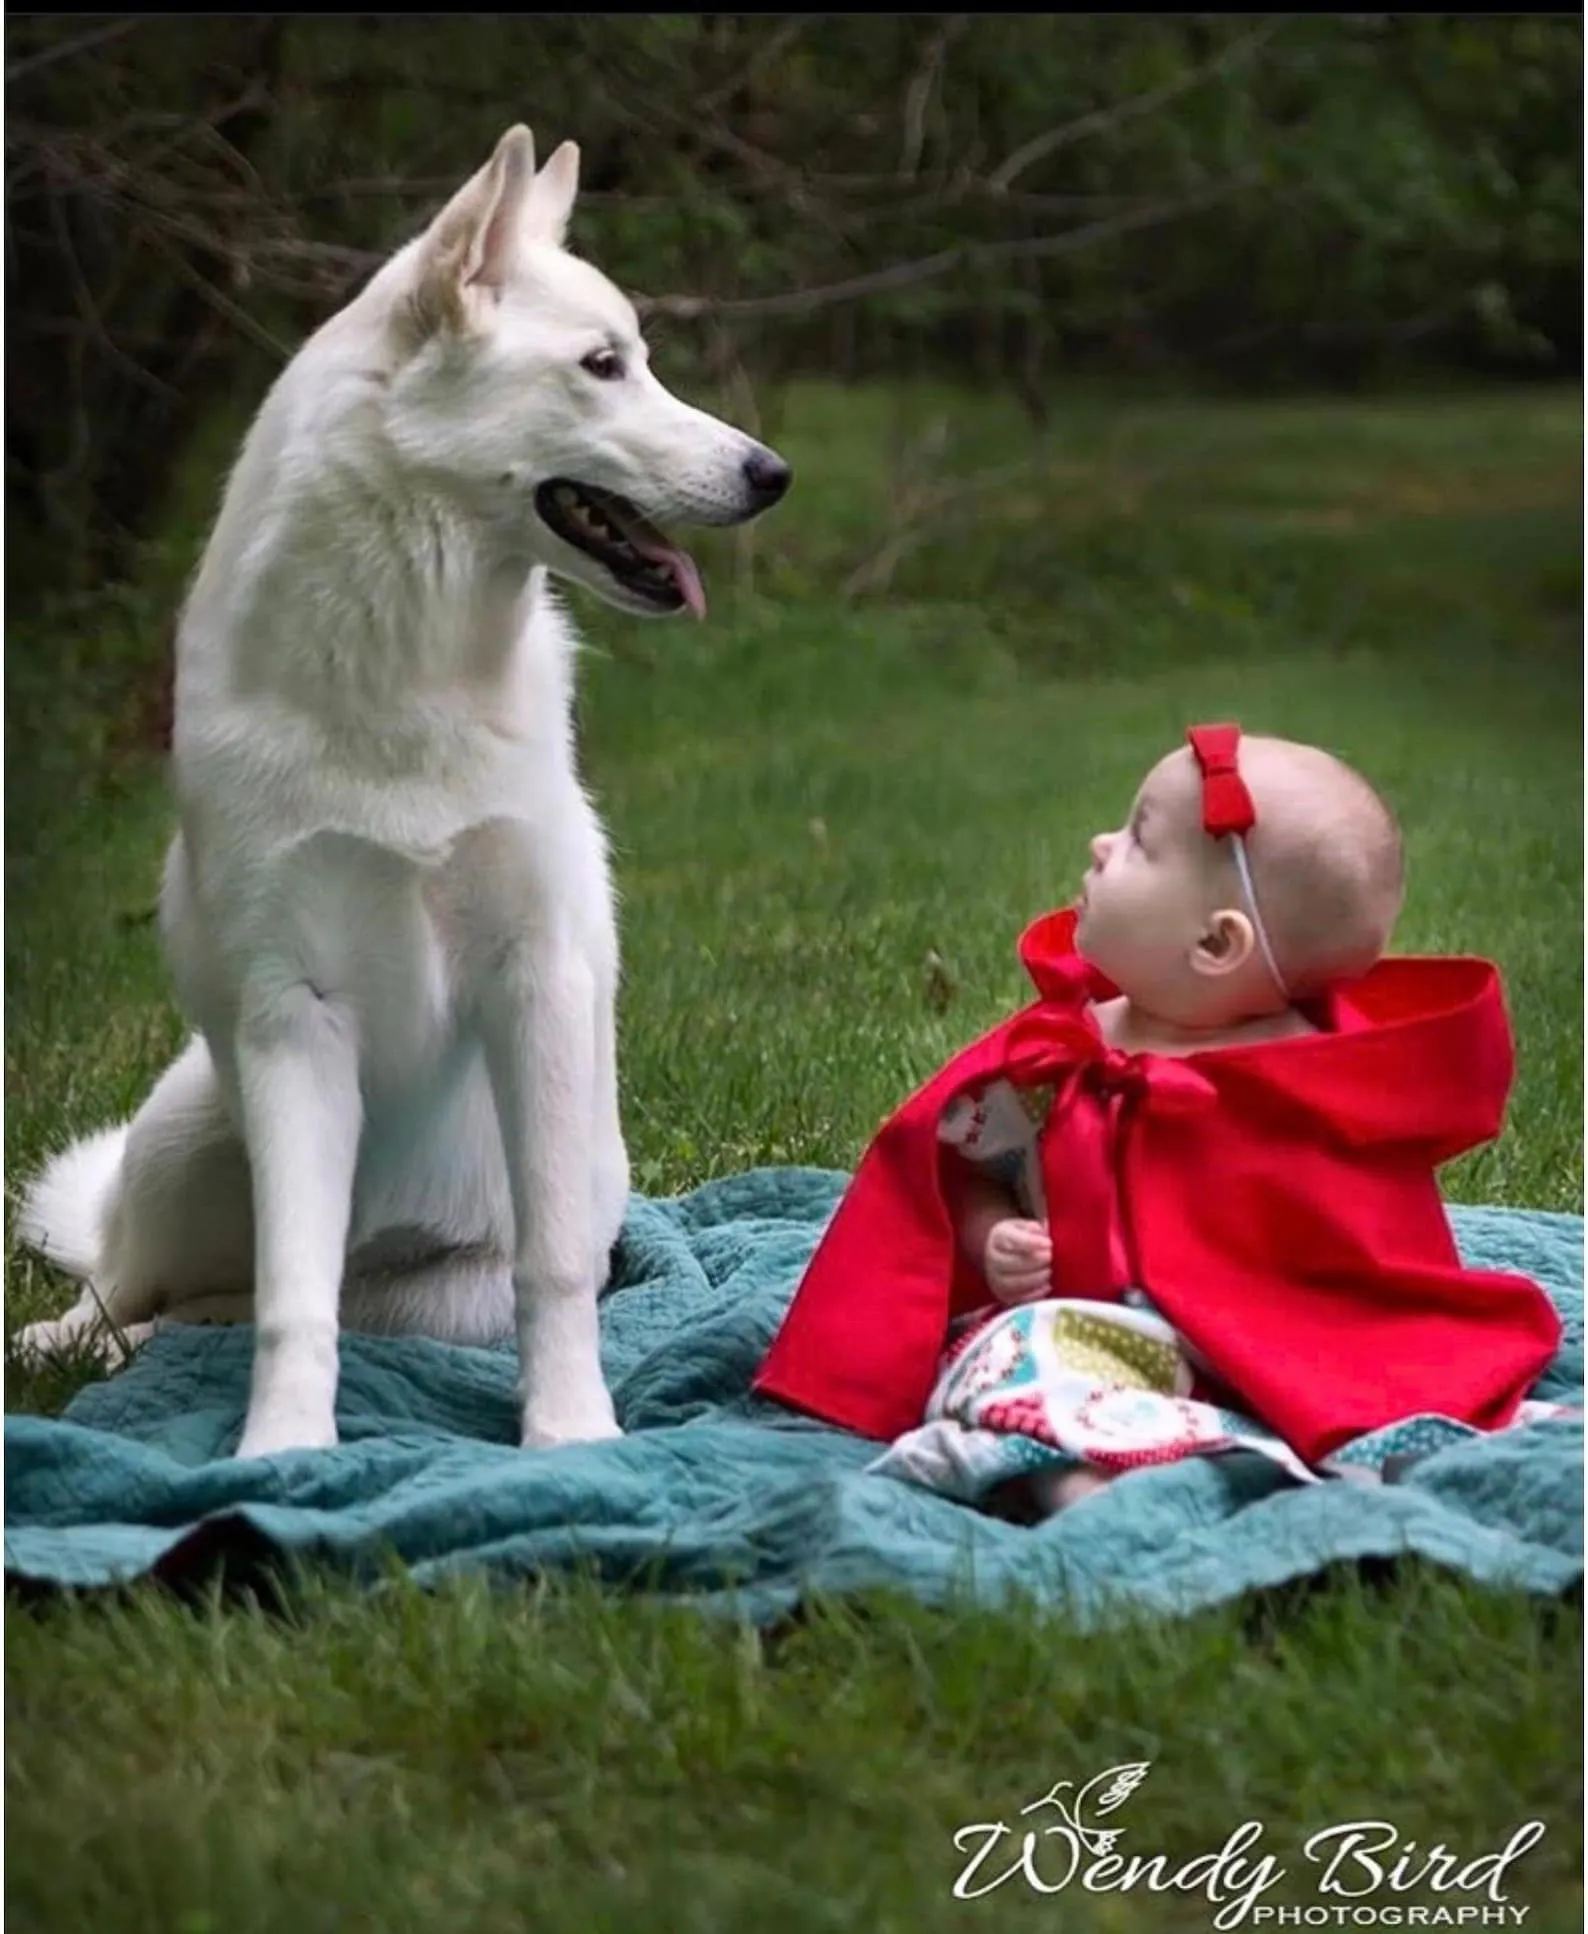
[1013, 906, 1513, 1152]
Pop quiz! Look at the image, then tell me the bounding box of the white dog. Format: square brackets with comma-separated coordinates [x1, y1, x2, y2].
[14, 127, 790, 1459]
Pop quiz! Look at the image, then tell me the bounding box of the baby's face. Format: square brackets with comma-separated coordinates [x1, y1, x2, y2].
[1073, 749, 1232, 1000]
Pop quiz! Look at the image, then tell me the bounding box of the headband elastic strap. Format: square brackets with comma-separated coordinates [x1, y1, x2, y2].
[1186, 723, 1289, 1000]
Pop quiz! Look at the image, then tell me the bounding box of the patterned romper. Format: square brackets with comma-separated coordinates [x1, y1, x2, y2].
[866, 1076, 1570, 1503]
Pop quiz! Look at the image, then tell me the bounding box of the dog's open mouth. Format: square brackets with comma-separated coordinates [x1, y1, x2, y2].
[534, 480, 705, 619]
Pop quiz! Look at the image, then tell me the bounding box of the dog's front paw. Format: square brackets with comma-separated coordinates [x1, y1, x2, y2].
[236, 1403, 340, 1460]
[520, 1382, 623, 1450]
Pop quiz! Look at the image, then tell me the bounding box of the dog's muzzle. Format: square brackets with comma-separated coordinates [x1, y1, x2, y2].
[534, 442, 792, 621]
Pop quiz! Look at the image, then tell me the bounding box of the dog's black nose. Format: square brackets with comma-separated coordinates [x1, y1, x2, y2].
[743, 446, 792, 507]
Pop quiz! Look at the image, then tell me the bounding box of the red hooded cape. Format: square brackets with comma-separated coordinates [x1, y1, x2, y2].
[753, 911, 1561, 1463]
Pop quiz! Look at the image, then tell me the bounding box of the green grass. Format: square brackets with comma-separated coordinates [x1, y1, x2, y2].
[5, 379, 1584, 1929]
[6, 1568, 1583, 1933]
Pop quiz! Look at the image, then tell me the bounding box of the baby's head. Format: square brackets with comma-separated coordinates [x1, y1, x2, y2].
[1074, 725, 1405, 1025]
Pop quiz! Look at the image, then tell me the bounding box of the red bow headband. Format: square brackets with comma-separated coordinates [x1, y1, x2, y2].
[1185, 721, 1288, 998]
[1187, 722, 1257, 837]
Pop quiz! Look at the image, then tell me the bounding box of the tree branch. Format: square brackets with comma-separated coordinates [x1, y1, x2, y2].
[638, 174, 1258, 323]
[698, 15, 819, 116]
[897, 16, 968, 181]
[6, 17, 148, 86]
[988, 19, 1285, 192]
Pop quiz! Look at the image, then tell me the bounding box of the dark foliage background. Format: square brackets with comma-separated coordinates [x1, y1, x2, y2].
[6, 13, 1582, 599]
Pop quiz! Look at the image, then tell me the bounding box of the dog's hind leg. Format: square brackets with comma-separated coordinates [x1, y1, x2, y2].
[339, 1247, 514, 1344]
[109, 1037, 256, 1303]
[13, 1036, 255, 1363]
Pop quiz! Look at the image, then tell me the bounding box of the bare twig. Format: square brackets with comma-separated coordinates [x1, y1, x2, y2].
[843, 447, 1043, 601]
[898, 16, 968, 181]
[6, 16, 148, 86]
[701, 316, 766, 601]
[988, 19, 1284, 192]
[142, 225, 293, 361]
[639, 173, 1258, 323]
[640, 239, 963, 322]
[698, 15, 818, 115]
[46, 183, 179, 406]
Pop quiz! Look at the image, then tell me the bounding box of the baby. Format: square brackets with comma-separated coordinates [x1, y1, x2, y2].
[940, 726, 1406, 1510]
[754, 721, 1559, 1518]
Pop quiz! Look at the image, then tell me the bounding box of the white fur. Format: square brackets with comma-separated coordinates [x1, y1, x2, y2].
[13, 128, 789, 1458]
[15, 1125, 128, 1282]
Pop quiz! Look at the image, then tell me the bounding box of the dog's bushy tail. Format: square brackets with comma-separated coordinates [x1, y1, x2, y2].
[16, 1126, 128, 1281]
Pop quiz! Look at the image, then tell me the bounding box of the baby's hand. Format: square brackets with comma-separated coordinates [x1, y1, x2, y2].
[983, 1218, 1052, 1305]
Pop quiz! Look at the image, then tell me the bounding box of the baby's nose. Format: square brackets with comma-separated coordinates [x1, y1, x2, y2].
[1089, 831, 1113, 867]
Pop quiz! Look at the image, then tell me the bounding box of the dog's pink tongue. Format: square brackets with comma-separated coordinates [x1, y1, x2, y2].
[669, 552, 707, 621]
[630, 532, 706, 620]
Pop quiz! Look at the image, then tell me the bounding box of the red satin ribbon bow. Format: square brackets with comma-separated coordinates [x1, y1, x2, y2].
[1001, 1006, 1215, 1296]
[1187, 722, 1256, 838]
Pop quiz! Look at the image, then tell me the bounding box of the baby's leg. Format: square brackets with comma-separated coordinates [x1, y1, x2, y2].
[1029, 1461, 1116, 1516]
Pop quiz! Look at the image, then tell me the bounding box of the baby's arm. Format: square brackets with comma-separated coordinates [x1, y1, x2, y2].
[951, 1161, 1052, 1304]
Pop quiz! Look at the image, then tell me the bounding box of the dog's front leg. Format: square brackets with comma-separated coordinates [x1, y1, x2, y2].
[480, 939, 621, 1449]
[233, 985, 362, 1458]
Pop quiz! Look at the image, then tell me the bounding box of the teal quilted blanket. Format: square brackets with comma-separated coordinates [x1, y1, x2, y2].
[5, 1170, 1582, 1624]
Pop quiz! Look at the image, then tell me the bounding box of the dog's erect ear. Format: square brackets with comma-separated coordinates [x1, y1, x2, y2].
[521, 140, 580, 247]
[410, 125, 537, 335]
[465, 125, 538, 290]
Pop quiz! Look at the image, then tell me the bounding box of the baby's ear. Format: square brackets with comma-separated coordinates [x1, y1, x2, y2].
[1191, 910, 1255, 978]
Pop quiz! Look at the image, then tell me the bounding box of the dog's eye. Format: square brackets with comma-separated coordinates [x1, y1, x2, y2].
[580, 348, 624, 382]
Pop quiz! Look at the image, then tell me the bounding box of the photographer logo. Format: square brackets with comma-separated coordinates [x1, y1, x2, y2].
[950, 1762, 1544, 1927]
